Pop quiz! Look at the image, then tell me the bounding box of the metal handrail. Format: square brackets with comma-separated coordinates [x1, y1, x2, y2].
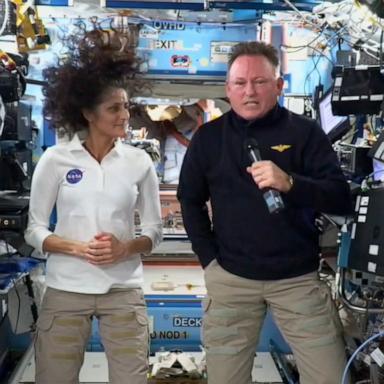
[337, 267, 384, 315]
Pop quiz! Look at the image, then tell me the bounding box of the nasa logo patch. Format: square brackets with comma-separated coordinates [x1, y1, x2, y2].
[66, 169, 83, 184]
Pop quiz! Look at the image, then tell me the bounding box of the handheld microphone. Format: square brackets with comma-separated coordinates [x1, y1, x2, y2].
[244, 138, 285, 214]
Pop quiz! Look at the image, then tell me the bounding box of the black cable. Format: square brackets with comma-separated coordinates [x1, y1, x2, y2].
[281, 28, 325, 52]
[311, 53, 322, 86]
[338, 37, 343, 51]
[24, 274, 38, 323]
[308, 46, 335, 65]
[379, 29, 383, 72]
[0, 310, 8, 328]
[303, 44, 332, 100]
[10, 277, 21, 333]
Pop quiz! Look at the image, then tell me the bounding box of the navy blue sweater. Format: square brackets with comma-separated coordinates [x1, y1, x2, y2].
[177, 105, 353, 280]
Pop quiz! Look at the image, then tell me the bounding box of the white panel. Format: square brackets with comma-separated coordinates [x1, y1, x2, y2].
[369, 244, 379, 256]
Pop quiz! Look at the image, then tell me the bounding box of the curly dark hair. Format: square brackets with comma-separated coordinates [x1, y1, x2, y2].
[43, 28, 144, 136]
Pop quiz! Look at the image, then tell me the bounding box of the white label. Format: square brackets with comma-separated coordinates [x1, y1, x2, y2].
[355, 195, 361, 212]
[369, 245, 379, 256]
[358, 215, 366, 223]
[335, 78, 342, 86]
[341, 96, 360, 101]
[139, 29, 159, 39]
[371, 347, 384, 367]
[359, 207, 368, 214]
[148, 315, 154, 334]
[360, 196, 369, 206]
[368, 262, 377, 273]
[1, 299, 6, 318]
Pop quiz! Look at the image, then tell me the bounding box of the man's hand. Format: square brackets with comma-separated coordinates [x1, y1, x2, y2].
[246, 160, 292, 193]
[85, 232, 131, 265]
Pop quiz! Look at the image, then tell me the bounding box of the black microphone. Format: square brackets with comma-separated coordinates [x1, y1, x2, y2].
[244, 138, 285, 214]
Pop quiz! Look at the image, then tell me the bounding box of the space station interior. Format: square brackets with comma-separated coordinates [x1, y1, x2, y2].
[1, 0, 384, 383]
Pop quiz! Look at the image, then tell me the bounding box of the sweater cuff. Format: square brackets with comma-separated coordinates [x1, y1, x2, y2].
[140, 225, 163, 255]
[285, 173, 313, 206]
[24, 228, 53, 254]
[191, 241, 218, 269]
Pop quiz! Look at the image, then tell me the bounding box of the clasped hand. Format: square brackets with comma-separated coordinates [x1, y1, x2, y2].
[84, 232, 130, 265]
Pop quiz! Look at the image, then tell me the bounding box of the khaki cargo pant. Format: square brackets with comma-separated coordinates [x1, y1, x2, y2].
[34, 287, 149, 384]
[203, 260, 347, 384]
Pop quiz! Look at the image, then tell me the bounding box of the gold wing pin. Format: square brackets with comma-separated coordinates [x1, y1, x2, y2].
[271, 144, 291, 153]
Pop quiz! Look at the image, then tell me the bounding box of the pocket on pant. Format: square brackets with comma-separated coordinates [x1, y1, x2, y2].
[316, 281, 344, 334]
[34, 314, 55, 354]
[135, 308, 148, 326]
[36, 314, 55, 332]
[202, 296, 212, 313]
[135, 308, 150, 358]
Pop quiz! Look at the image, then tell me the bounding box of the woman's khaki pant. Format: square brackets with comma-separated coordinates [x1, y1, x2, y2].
[203, 260, 347, 384]
[34, 287, 149, 384]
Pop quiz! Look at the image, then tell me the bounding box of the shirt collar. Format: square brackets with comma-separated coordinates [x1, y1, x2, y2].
[113, 138, 126, 157]
[67, 133, 125, 157]
[67, 134, 85, 152]
[230, 103, 282, 128]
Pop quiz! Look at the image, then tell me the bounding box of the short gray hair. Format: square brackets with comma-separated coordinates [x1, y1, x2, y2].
[228, 41, 280, 74]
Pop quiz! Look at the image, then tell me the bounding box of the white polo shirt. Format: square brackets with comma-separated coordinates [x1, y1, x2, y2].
[25, 134, 162, 294]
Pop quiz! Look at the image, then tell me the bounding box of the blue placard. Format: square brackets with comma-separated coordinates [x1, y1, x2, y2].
[211, 0, 318, 11]
[101, 0, 204, 9]
[35, 0, 72, 5]
[86, 294, 291, 354]
[138, 23, 257, 80]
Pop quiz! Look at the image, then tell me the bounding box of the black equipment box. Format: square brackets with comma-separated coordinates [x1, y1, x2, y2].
[0, 69, 23, 103]
[331, 66, 384, 115]
[348, 188, 384, 275]
[0, 211, 28, 230]
[337, 143, 373, 179]
[0, 194, 29, 231]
